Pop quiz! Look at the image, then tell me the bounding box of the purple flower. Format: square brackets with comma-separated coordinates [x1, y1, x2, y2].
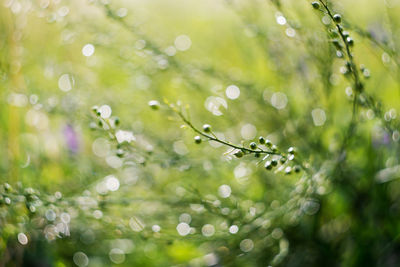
[63, 124, 79, 154]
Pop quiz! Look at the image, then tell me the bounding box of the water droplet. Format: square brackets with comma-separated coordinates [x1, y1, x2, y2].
[201, 224, 215, 237]
[129, 217, 145, 232]
[58, 74, 74, 92]
[229, 225, 239, 234]
[105, 175, 120, 191]
[204, 253, 218, 266]
[179, 213, 192, 224]
[152, 225, 161, 232]
[82, 44, 95, 57]
[98, 105, 112, 119]
[276, 15, 287, 25]
[174, 35, 192, 51]
[271, 92, 287, 110]
[240, 239, 254, 252]
[311, 108, 326, 126]
[109, 248, 125, 264]
[17, 233, 28, 245]
[226, 85, 240, 100]
[205, 96, 227, 116]
[73, 252, 89, 267]
[218, 185, 231, 198]
[116, 7, 127, 18]
[45, 209, 56, 221]
[241, 124, 257, 140]
[176, 222, 191, 236]
[115, 130, 135, 144]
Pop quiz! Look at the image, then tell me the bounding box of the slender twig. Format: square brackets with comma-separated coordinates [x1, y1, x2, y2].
[175, 109, 278, 155]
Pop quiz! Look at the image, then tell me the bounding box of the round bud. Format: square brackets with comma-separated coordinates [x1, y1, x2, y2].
[294, 165, 301, 173]
[332, 39, 341, 50]
[362, 69, 370, 78]
[259, 136, 266, 144]
[265, 161, 273, 170]
[194, 136, 202, 144]
[89, 122, 97, 130]
[346, 37, 354, 46]
[114, 117, 120, 126]
[250, 142, 257, 150]
[280, 156, 287, 164]
[98, 120, 103, 127]
[333, 14, 341, 23]
[28, 205, 36, 213]
[255, 152, 261, 158]
[288, 147, 295, 154]
[203, 124, 211, 133]
[271, 159, 278, 166]
[4, 183, 11, 192]
[25, 188, 34, 195]
[311, 2, 320, 9]
[271, 145, 278, 152]
[285, 166, 292, 175]
[148, 100, 160, 110]
[342, 31, 350, 38]
[330, 29, 339, 38]
[234, 151, 244, 158]
[92, 105, 98, 113]
[265, 139, 272, 147]
[116, 149, 124, 158]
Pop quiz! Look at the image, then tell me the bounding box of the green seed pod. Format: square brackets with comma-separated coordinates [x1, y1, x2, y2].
[29, 205, 36, 213]
[265, 161, 273, 170]
[25, 188, 35, 195]
[294, 165, 301, 173]
[250, 142, 257, 150]
[116, 149, 124, 158]
[259, 136, 266, 144]
[234, 151, 244, 158]
[148, 100, 160, 110]
[271, 159, 278, 166]
[203, 124, 211, 133]
[114, 117, 120, 126]
[346, 37, 354, 46]
[271, 145, 278, 152]
[280, 156, 287, 164]
[342, 31, 350, 38]
[311, 2, 320, 9]
[363, 69, 370, 78]
[333, 14, 341, 23]
[255, 152, 261, 158]
[332, 39, 341, 50]
[288, 147, 295, 154]
[194, 136, 202, 144]
[4, 183, 11, 192]
[336, 51, 343, 58]
[329, 29, 339, 38]
[265, 139, 272, 147]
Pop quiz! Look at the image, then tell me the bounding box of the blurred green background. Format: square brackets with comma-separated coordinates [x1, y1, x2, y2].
[1, 0, 400, 266]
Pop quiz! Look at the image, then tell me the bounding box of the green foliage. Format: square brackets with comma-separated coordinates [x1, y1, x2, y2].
[0, 0, 400, 266]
